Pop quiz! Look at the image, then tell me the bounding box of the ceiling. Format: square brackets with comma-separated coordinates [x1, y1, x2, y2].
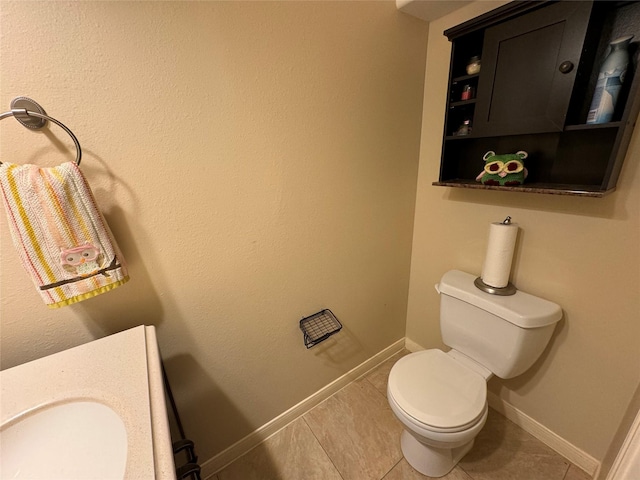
[396, 0, 473, 22]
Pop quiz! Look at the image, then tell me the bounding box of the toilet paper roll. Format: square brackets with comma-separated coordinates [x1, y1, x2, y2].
[481, 221, 519, 288]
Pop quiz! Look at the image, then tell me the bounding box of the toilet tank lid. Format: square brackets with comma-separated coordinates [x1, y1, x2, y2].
[437, 270, 562, 328]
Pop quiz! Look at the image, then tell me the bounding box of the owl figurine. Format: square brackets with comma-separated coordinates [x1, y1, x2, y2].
[476, 150, 528, 186]
[60, 243, 103, 277]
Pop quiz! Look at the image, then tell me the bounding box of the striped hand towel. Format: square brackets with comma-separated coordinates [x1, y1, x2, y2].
[0, 161, 129, 308]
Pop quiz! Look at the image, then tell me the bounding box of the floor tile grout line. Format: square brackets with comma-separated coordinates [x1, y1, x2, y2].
[379, 457, 403, 480]
[302, 415, 346, 480]
[302, 372, 407, 480]
[362, 375, 410, 479]
[364, 376, 386, 398]
[458, 463, 476, 479]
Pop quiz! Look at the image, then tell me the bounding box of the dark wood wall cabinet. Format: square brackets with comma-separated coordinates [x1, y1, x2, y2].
[434, 0, 640, 197]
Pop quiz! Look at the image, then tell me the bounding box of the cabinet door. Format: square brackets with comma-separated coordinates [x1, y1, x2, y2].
[473, 1, 592, 137]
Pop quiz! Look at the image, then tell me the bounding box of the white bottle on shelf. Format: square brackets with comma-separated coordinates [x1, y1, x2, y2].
[587, 35, 634, 124]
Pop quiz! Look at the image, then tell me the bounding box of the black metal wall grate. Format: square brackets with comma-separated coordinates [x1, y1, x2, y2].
[299, 309, 342, 348]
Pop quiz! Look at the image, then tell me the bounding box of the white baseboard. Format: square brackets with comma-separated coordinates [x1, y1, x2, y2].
[404, 337, 425, 352]
[200, 338, 406, 479]
[487, 391, 600, 477]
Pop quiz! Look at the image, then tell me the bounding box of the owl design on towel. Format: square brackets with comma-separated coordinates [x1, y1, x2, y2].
[61, 243, 104, 277]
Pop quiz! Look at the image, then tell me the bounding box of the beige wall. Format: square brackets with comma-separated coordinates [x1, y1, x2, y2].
[407, 0, 640, 462]
[0, 1, 428, 460]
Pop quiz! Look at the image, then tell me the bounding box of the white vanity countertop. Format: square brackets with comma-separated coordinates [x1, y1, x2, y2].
[0, 325, 175, 479]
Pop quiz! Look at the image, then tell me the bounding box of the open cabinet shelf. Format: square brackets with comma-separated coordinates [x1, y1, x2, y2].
[436, 0, 640, 197]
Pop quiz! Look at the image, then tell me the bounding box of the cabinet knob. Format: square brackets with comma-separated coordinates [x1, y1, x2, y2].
[559, 61, 574, 74]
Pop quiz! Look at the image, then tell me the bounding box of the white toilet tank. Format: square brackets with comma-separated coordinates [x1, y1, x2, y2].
[437, 270, 562, 379]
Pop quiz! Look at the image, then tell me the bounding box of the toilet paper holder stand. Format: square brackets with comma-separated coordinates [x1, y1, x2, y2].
[474, 216, 517, 296]
[474, 277, 517, 296]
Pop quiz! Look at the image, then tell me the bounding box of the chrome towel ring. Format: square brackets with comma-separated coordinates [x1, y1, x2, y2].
[0, 97, 82, 166]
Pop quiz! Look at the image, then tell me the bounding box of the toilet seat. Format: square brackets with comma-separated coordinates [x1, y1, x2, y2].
[388, 350, 487, 432]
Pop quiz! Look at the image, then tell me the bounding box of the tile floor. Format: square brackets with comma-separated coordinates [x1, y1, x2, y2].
[213, 351, 593, 480]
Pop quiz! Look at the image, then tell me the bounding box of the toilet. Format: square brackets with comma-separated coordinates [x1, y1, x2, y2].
[387, 270, 562, 477]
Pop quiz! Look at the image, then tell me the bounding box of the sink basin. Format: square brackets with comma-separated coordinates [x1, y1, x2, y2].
[1, 401, 127, 479]
[0, 326, 175, 479]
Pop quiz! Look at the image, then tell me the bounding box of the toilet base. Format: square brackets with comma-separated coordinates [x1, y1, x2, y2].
[400, 429, 474, 478]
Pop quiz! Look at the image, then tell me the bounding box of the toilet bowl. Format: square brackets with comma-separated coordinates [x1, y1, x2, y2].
[387, 270, 562, 477]
[387, 349, 490, 477]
